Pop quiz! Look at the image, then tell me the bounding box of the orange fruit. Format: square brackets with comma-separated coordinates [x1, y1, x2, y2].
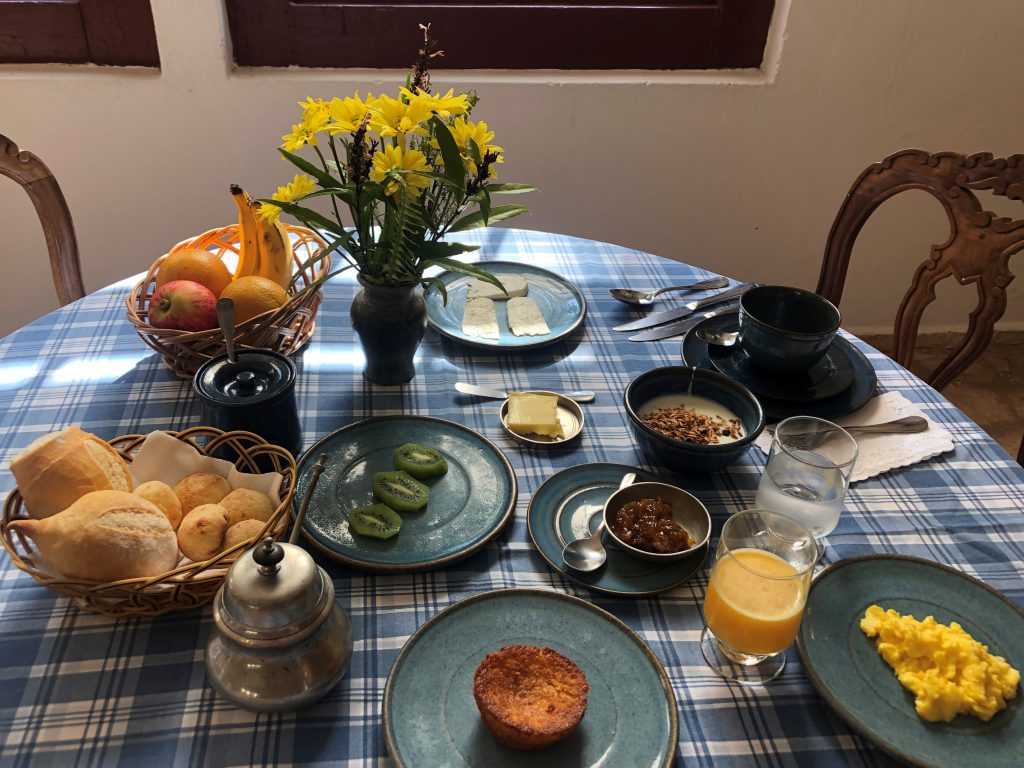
[219, 276, 288, 323]
[156, 248, 232, 296]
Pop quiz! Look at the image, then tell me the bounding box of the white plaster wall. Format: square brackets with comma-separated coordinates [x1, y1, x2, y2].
[1, 0, 1022, 337]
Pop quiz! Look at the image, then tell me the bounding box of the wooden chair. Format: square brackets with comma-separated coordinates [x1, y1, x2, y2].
[817, 150, 1023, 391]
[0, 134, 85, 305]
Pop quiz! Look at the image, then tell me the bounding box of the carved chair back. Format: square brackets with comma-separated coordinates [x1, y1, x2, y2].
[0, 134, 85, 305]
[817, 150, 1023, 390]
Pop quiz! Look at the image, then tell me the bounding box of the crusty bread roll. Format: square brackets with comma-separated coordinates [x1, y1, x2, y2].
[177, 503, 230, 562]
[222, 519, 266, 552]
[220, 488, 274, 528]
[8, 490, 178, 581]
[134, 480, 183, 530]
[174, 473, 231, 515]
[10, 427, 133, 519]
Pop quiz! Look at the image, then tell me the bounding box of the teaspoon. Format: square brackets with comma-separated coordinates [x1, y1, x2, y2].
[696, 328, 739, 347]
[561, 472, 635, 572]
[610, 276, 729, 307]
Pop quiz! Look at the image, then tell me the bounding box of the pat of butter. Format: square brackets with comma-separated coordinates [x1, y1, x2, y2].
[506, 392, 563, 438]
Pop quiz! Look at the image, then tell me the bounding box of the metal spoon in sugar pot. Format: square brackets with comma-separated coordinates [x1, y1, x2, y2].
[561, 472, 635, 572]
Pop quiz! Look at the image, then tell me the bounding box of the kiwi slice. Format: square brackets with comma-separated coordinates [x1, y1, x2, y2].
[372, 470, 429, 513]
[394, 443, 449, 480]
[347, 503, 402, 540]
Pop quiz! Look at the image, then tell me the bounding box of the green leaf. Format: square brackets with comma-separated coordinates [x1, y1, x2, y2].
[260, 186, 357, 206]
[422, 276, 448, 305]
[447, 204, 528, 233]
[268, 200, 345, 236]
[467, 138, 482, 166]
[430, 116, 465, 192]
[277, 148, 343, 189]
[486, 182, 538, 195]
[416, 241, 480, 260]
[421, 257, 506, 296]
[470, 187, 491, 224]
[419, 171, 462, 191]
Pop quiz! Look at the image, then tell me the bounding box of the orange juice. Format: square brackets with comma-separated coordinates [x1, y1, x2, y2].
[703, 548, 807, 655]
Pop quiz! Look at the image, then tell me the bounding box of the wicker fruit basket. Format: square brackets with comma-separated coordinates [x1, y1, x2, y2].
[1, 427, 297, 618]
[126, 224, 330, 379]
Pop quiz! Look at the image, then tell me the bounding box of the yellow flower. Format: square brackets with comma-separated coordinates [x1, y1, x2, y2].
[298, 96, 329, 123]
[416, 87, 470, 118]
[369, 145, 431, 202]
[444, 117, 505, 176]
[327, 92, 374, 134]
[282, 105, 329, 152]
[261, 174, 318, 222]
[370, 93, 433, 140]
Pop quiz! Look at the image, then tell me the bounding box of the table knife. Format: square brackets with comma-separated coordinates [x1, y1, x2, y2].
[628, 302, 741, 342]
[455, 382, 596, 403]
[612, 283, 756, 332]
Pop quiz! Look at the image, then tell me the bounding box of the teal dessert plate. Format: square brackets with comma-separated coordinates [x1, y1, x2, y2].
[528, 463, 708, 595]
[383, 588, 678, 767]
[423, 260, 587, 349]
[295, 416, 517, 572]
[796, 554, 1024, 768]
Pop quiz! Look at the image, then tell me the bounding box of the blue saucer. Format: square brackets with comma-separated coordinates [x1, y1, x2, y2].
[527, 463, 708, 595]
[682, 311, 876, 421]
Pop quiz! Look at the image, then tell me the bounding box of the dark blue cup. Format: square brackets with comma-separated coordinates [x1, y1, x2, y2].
[738, 285, 841, 372]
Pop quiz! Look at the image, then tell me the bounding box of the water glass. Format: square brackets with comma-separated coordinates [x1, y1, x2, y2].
[755, 416, 858, 538]
[700, 509, 818, 685]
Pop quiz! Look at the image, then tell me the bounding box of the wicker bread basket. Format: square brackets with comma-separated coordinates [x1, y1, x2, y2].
[1, 428, 297, 618]
[126, 224, 330, 379]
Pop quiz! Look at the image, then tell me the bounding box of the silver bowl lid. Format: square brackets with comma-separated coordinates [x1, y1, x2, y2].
[217, 538, 330, 641]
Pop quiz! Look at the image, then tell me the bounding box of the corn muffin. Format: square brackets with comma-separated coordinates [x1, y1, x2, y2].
[472, 645, 589, 749]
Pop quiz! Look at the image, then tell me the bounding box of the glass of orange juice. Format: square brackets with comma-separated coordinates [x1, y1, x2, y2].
[701, 509, 818, 685]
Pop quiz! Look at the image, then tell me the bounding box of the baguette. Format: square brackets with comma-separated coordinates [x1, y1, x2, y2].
[10, 427, 133, 519]
[9, 490, 179, 582]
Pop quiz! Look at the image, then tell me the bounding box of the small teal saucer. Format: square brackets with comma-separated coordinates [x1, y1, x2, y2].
[797, 554, 1024, 767]
[527, 462, 708, 595]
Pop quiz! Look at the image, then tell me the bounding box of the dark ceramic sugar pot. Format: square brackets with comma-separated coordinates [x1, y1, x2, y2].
[193, 349, 302, 458]
[205, 538, 353, 712]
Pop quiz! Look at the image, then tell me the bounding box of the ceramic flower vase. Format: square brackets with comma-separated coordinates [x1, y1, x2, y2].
[350, 277, 427, 385]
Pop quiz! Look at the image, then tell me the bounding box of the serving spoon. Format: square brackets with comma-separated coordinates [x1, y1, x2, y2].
[610, 276, 729, 307]
[561, 472, 635, 572]
[767, 415, 929, 449]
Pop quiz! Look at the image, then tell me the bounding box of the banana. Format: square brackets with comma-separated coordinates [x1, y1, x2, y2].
[254, 204, 294, 289]
[230, 184, 261, 280]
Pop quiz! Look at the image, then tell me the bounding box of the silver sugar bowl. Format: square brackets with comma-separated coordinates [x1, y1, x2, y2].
[205, 537, 353, 712]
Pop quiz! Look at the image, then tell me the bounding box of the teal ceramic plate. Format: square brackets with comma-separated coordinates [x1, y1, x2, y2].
[528, 463, 708, 595]
[295, 416, 517, 572]
[796, 555, 1024, 768]
[383, 588, 678, 767]
[423, 260, 587, 349]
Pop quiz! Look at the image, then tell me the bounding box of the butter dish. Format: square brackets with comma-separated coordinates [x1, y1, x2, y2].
[500, 391, 584, 447]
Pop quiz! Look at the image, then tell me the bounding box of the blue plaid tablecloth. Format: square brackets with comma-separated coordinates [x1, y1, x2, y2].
[1, 228, 1022, 767]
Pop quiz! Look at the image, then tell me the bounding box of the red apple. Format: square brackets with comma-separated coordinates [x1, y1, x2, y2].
[148, 280, 218, 331]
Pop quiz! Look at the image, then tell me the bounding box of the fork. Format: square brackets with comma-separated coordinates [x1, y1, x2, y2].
[766, 415, 929, 449]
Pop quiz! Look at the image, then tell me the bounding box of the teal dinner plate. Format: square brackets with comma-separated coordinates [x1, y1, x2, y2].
[383, 588, 678, 767]
[528, 462, 708, 595]
[423, 260, 587, 349]
[796, 555, 1024, 768]
[295, 416, 517, 571]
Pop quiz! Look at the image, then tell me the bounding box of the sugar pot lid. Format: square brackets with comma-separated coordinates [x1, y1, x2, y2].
[216, 537, 332, 643]
[194, 349, 295, 407]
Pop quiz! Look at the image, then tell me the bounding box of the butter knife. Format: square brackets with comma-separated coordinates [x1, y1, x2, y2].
[613, 283, 755, 332]
[455, 382, 596, 403]
[628, 302, 741, 342]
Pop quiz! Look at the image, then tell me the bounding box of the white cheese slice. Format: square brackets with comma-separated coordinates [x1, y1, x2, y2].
[466, 274, 528, 300]
[507, 297, 550, 337]
[462, 297, 500, 339]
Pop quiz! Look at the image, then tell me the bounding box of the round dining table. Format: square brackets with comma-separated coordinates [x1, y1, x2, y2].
[0, 227, 1022, 767]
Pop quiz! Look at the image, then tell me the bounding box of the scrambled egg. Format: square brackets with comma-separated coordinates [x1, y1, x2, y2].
[860, 605, 1020, 722]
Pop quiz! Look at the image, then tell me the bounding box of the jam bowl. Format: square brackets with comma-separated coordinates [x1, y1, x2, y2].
[602, 481, 711, 563]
